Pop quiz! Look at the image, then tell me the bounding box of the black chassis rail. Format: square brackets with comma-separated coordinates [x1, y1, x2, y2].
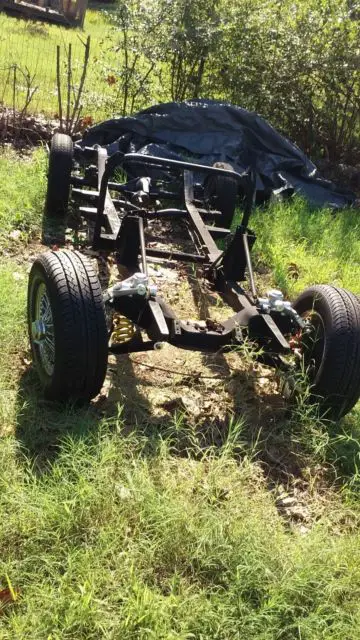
[71, 146, 297, 363]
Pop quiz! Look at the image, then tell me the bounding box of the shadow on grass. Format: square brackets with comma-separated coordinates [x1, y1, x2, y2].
[88, 0, 118, 13]
[16, 228, 360, 489]
[186, 263, 310, 481]
[103, 345, 316, 487]
[15, 354, 173, 471]
[15, 356, 360, 497]
[15, 368, 102, 470]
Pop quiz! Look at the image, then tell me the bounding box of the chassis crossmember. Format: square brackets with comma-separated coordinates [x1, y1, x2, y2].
[70, 145, 304, 364]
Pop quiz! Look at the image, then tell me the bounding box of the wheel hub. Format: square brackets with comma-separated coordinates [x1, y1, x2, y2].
[32, 320, 47, 342]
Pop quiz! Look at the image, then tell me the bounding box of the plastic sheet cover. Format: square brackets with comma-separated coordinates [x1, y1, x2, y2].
[81, 99, 355, 209]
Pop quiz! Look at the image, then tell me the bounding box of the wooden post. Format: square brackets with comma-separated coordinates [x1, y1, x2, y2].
[56, 45, 63, 132]
[69, 35, 90, 132]
[66, 43, 72, 132]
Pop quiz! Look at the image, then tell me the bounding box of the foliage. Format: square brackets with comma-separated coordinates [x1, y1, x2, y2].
[100, 0, 223, 111]
[56, 36, 91, 135]
[97, 0, 165, 116]
[0, 10, 117, 122]
[0, 2, 358, 159]
[158, 0, 221, 102]
[211, 0, 360, 161]
[101, 0, 360, 160]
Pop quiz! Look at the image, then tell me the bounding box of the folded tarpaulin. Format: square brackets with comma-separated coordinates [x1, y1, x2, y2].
[81, 99, 355, 209]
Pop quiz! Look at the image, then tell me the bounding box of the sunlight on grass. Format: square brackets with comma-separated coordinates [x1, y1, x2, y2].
[252, 198, 360, 297]
[0, 151, 360, 637]
[0, 263, 27, 434]
[0, 254, 360, 637]
[0, 9, 121, 120]
[0, 423, 359, 638]
[0, 148, 46, 241]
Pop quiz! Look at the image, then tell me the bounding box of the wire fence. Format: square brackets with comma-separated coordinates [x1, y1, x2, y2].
[0, 21, 105, 137]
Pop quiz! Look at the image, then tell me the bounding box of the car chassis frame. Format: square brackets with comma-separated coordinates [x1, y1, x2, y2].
[70, 145, 305, 367]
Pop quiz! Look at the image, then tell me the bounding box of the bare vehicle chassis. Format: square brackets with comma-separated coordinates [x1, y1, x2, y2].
[70, 145, 304, 366]
[27, 132, 360, 419]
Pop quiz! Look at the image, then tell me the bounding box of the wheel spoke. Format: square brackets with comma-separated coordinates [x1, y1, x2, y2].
[33, 282, 55, 376]
[45, 337, 55, 357]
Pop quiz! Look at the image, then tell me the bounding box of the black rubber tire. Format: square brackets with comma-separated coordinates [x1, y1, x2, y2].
[204, 162, 238, 228]
[45, 133, 73, 219]
[28, 250, 108, 402]
[293, 285, 360, 419]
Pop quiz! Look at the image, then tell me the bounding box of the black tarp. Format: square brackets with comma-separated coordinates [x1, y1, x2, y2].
[81, 99, 355, 209]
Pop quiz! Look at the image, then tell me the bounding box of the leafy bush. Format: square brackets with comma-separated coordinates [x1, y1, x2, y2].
[103, 0, 360, 161]
[211, 0, 360, 161]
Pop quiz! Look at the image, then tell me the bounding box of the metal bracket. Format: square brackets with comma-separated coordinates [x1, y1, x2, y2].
[148, 300, 169, 337]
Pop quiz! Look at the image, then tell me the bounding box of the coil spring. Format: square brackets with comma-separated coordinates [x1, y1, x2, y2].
[111, 314, 136, 344]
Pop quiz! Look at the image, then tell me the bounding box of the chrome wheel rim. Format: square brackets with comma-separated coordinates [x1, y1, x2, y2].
[300, 310, 326, 379]
[32, 282, 55, 376]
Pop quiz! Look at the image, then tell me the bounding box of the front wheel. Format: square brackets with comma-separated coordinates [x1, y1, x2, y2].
[292, 285, 360, 420]
[28, 250, 108, 402]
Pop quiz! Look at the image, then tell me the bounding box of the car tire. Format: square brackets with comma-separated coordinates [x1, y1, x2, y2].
[28, 250, 108, 402]
[45, 133, 73, 218]
[293, 285, 360, 420]
[204, 162, 238, 228]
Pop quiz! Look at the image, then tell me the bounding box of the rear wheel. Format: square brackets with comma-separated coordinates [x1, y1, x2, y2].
[293, 285, 360, 419]
[204, 162, 238, 228]
[45, 133, 73, 219]
[28, 250, 108, 402]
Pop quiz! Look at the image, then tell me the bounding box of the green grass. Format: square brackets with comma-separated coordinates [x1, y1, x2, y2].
[0, 148, 46, 243]
[1, 151, 360, 637]
[0, 262, 28, 433]
[0, 425, 360, 638]
[252, 198, 360, 297]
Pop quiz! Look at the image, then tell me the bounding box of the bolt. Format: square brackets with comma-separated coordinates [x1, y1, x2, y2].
[133, 272, 148, 284]
[274, 299, 285, 312]
[149, 285, 157, 297]
[136, 284, 147, 296]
